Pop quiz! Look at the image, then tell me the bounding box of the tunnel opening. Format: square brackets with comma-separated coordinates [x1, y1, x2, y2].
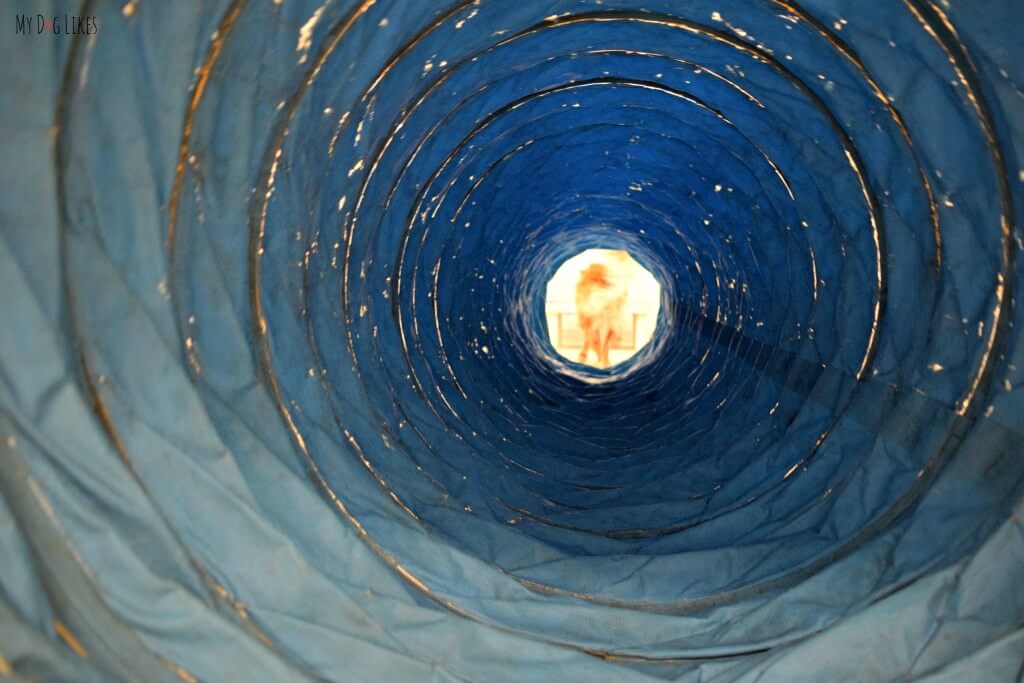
[543, 248, 662, 370]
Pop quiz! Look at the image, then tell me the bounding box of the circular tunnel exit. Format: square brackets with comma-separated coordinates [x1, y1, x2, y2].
[544, 249, 662, 370]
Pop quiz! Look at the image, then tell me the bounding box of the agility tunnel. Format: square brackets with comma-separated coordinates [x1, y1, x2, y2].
[1, 0, 1023, 680]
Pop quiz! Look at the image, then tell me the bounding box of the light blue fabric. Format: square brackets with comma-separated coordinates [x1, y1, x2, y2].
[1, 0, 1022, 680]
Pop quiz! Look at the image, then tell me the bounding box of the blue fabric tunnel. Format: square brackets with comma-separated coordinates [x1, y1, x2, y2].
[1, 0, 1023, 680]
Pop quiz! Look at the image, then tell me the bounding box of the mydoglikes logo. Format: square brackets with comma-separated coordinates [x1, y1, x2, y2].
[15, 13, 98, 36]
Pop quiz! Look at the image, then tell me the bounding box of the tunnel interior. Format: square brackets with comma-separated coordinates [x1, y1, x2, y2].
[1, 0, 1023, 681]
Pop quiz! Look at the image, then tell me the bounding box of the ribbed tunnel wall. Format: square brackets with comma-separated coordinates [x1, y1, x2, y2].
[1, 1, 1023, 680]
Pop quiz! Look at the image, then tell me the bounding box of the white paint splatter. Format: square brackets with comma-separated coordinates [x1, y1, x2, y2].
[296, 5, 325, 64]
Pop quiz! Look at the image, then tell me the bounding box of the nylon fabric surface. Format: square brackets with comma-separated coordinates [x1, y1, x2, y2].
[1, 0, 1023, 681]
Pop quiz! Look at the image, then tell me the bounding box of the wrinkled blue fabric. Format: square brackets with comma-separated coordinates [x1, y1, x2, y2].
[1, 0, 1023, 680]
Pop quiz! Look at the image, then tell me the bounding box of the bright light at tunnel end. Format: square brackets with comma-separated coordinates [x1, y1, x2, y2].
[544, 248, 661, 371]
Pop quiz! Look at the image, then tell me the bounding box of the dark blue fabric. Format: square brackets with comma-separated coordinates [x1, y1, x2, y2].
[1, 0, 1023, 680]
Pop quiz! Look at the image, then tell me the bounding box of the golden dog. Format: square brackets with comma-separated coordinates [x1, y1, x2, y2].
[575, 262, 627, 367]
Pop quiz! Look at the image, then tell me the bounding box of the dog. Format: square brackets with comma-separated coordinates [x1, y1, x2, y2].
[575, 262, 628, 368]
